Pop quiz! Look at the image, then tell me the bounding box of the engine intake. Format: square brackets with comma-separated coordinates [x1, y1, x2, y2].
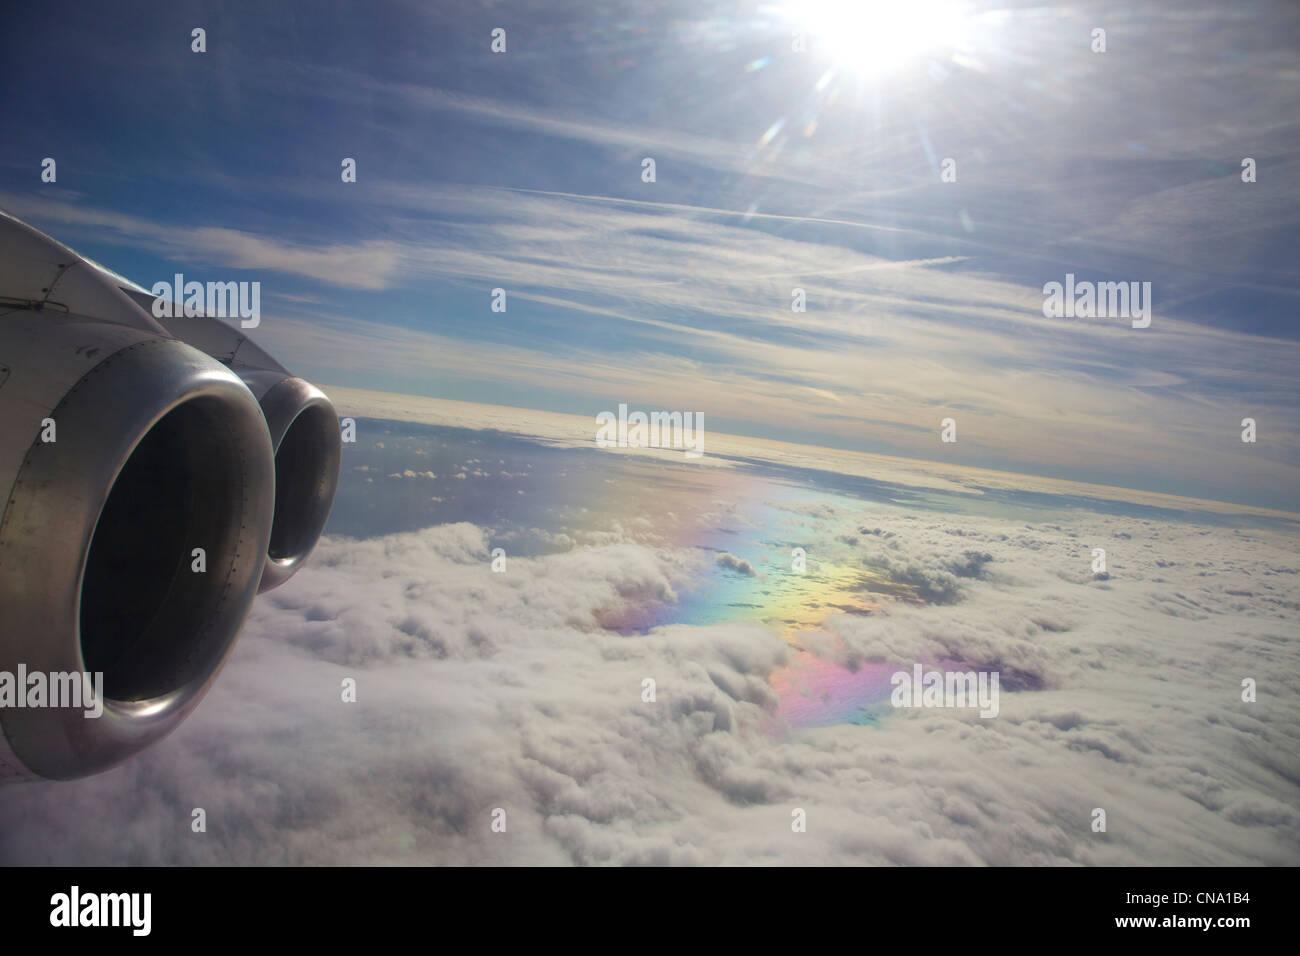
[0, 326, 275, 780]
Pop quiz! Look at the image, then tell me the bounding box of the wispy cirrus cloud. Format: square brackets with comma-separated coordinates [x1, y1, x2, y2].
[10, 178, 1297, 509]
[0, 193, 403, 290]
[2, 0, 1296, 508]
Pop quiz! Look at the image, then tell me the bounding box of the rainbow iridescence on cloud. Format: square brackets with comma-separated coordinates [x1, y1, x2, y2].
[348, 423, 957, 730]
[570, 458, 931, 729]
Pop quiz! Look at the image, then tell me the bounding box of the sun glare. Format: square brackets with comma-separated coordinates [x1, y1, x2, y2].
[779, 0, 968, 77]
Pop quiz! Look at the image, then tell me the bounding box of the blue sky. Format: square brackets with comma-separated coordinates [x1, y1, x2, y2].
[1, 0, 1297, 509]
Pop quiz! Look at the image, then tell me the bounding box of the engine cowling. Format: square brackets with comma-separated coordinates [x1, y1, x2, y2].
[240, 371, 342, 592]
[0, 316, 276, 781]
[0, 209, 340, 781]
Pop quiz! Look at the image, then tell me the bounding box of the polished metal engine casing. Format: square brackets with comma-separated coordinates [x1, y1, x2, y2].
[0, 209, 340, 781]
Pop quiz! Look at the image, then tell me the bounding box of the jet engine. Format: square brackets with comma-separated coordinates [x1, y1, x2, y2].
[0, 210, 340, 781]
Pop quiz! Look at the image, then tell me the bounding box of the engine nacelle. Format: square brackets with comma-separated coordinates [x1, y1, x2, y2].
[0, 209, 339, 780]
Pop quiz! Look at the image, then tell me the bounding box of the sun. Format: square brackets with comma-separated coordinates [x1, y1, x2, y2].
[776, 0, 968, 77]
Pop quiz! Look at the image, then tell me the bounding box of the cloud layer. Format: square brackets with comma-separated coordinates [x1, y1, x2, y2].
[3, 492, 1295, 865]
